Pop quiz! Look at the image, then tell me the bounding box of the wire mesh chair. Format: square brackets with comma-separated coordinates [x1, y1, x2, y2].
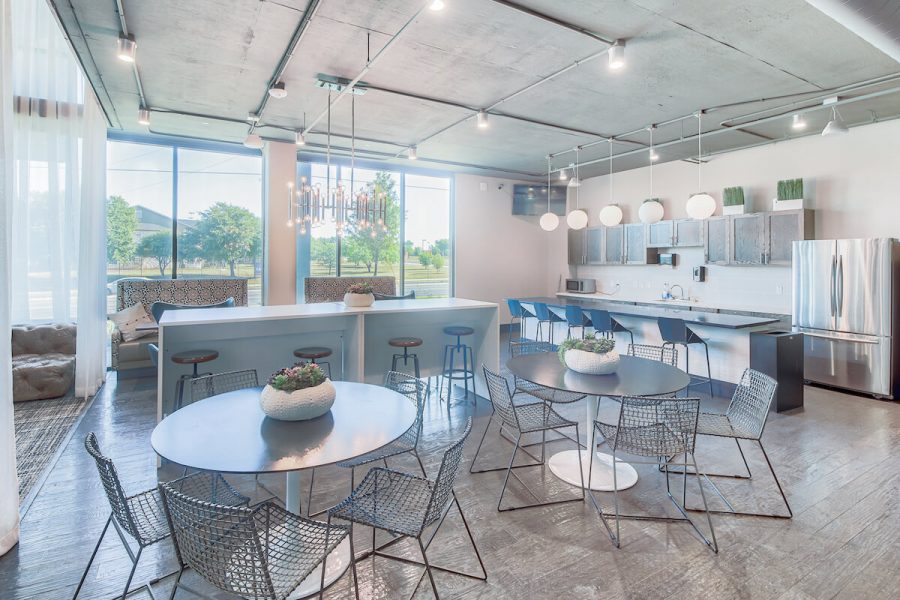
[189, 369, 259, 405]
[590, 396, 717, 552]
[627, 343, 678, 367]
[509, 341, 586, 404]
[74, 433, 249, 600]
[663, 368, 790, 518]
[327, 418, 486, 600]
[471, 367, 585, 511]
[307, 371, 429, 516]
[159, 477, 351, 600]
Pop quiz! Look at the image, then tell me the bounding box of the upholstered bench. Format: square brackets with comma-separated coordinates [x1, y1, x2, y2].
[12, 324, 76, 402]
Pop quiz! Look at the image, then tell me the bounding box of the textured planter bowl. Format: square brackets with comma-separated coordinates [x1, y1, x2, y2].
[722, 204, 746, 215]
[563, 348, 620, 375]
[344, 292, 375, 307]
[260, 379, 336, 421]
[772, 198, 805, 211]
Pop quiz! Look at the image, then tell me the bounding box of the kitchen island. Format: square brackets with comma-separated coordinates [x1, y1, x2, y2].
[516, 296, 784, 389]
[156, 297, 499, 420]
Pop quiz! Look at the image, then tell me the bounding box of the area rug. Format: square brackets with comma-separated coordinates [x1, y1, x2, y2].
[14, 392, 91, 502]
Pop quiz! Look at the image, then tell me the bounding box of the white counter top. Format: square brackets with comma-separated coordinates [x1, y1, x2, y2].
[159, 297, 498, 327]
[555, 292, 788, 316]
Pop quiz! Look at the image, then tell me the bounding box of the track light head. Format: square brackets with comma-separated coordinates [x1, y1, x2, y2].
[476, 109, 489, 129]
[792, 113, 807, 131]
[608, 40, 626, 70]
[247, 112, 261, 124]
[822, 107, 848, 136]
[137, 107, 150, 126]
[117, 35, 136, 63]
[295, 130, 305, 146]
[408, 145, 418, 160]
[243, 134, 264, 149]
[268, 81, 287, 99]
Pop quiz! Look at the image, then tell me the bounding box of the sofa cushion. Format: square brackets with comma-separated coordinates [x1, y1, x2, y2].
[110, 303, 155, 342]
[11, 324, 76, 356]
[12, 353, 76, 402]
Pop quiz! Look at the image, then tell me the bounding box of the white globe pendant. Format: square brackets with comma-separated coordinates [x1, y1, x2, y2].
[566, 209, 588, 230]
[598, 205, 623, 227]
[686, 193, 716, 220]
[638, 199, 664, 224]
[539, 212, 560, 231]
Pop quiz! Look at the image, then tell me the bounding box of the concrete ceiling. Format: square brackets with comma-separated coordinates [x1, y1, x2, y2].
[51, 0, 900, 180]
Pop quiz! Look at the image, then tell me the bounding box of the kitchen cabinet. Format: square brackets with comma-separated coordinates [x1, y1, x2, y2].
[604, 225, 624, 264]
[567, 228, 585, 266]
[673, 219, 704, 247]
[625, 223, 658, 265]
[586, 227, 604, 265]
[730, 214, 766, 265]
[764, 209, 814, 265]
[648, 221, 674, 248]
[704, 216, 729, 265]
[703, 209, 814, 266]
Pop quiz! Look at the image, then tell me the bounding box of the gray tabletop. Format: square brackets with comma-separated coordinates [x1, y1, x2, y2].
[507, 353, 690, 397]
[517, 296, 781, 329]
[150, 381, 416, 474]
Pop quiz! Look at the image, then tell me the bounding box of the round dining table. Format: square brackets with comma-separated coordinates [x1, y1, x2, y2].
[151, 381, 416, 599]
[507, 352, 690, 492]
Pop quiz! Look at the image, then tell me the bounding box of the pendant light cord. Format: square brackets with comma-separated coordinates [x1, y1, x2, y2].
[546, 157, 551, 212]
[649, 127, 654, 197]
[608, 139, 613, 203]
[697, 110, 703, 193]
[574, 148, 580, 209]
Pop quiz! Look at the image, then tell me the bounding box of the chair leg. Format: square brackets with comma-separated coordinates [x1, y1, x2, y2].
[413, 354, 420, 379]
[687, 453, 718, 552]
[73, 514, 112, 599]
[611, 451, 621, 548]
[318, 515, 331, 600]
[759, 440, 793, 518]
[413, 450, 428, 478]
[417, 538, 441, 600]
[306, 468, 316, 517]
[120, 546, 143, 600]
[703, 342, 713, 400]
[497, 432, 521, 511]
[451, 493, 488, 580]
[348, 520, 361, 600]
[167, 568, 185, 600]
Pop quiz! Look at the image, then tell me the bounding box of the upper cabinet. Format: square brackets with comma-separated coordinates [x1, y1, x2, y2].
[765, 209, 814, 265]
[703, 209, 813, 266]
[604, 225, 624, 265]
[704, 216, 729, 265]
[730, 214, 766, 265]
[625, 224, 658, 265]
[647, 221, 673, 248]
[585, 227, 604, 265]
[673, 219, 704, 247]
[567, 228, 585, 266]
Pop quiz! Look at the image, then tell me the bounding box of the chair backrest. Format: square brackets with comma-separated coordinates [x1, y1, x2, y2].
[151, 297, 235, 323]
[384, 371, 428, 445]
[510, 340, 554, 357]
[84, 433, 141, 541]
[657, 317, 689, 344]
[565, 305, 585, 327]
[423, 417, 472, 526]
[614, 396, 700, 457]
[586, 309, 614, 333]
[373, 290, 416, 301]
[190, 369, 259, 404]
[532, 302, 551, 321]
[627, 343, 678, 367]
[147, 343, 160, 368]
[726, 368, 777, 439]
[482, 366, 519, 429]
[506, 299, 523, 319]
[159, 481, 274, 598]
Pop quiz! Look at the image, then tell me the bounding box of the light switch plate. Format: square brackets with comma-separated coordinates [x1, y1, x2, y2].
[479, 182, 487, 192]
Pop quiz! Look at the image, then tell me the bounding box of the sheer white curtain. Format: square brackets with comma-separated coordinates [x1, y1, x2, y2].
[1, 0, 20, 558]
[10, 0, 107, 396]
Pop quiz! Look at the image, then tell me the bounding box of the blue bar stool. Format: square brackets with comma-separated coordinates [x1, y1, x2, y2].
[658, 317, 713, 399]
[506, 299, 527, 352]
[587, 309, 634, 346]
[532, 302, 565, 344]
[565, 305, 592, 339]
[440, 325, 476, 404]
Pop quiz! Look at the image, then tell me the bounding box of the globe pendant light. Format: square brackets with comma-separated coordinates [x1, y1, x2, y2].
[685, 111, 716, 220]
[598, 139, 623, 227]
[566, 148, 588, 230]
[539, 157, 559, 232]
[638, 126, 664, 224]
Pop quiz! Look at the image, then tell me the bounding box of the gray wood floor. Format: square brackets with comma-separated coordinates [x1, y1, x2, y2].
[2, 341, 899, 599]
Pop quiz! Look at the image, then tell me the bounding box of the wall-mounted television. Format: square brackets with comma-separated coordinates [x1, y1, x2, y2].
[512, 184, 567, 216]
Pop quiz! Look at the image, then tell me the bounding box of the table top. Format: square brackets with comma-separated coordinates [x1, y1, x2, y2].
[507, 353, 690, 397]
[150, 381, 417, 474]
[516, 296, 780, 329]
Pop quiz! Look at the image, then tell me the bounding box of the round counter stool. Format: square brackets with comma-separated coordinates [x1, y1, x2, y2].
[172, 349, 219, 412]
[293, 346, 333, 379]
[389, 337, 423, 378]
[440, 326, 476, 405]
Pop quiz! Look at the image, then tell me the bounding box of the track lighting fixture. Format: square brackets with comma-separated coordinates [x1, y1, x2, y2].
[408, 145, 418, 160]
[476, 109, 489, 129]
[608, 40, 625, 70]
[558, 167, 568, 181]
[137, 107, 150, 126]
[791, 113, 807, 130]
[117, 35, 136, 63]
[243, 134, 264, 149]
[295, 130, 305, 146]
[247, 112, 261, 124]
[822, 106, 848, 136]
[268, 81, 287, 99]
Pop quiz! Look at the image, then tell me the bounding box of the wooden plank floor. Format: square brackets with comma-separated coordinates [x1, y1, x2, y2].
[2, 337, 899, 599]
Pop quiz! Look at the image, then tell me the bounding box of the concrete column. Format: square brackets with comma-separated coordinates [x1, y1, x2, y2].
[263, 141, 297, 305]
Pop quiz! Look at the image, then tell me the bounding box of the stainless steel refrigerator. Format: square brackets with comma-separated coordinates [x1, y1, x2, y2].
[792, 238, 900, 399]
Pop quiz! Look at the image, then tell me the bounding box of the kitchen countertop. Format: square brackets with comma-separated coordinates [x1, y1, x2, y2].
[517, 296, 782, 329]
[555, 292, 788, 318]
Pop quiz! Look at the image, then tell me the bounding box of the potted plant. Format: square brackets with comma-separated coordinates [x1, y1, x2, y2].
[344, 282, 375, 307]
[722, 187, 745, 215]
[557, 334, 619, 375]
[774, 178, 804, 211]
[260, 363, 336, 421]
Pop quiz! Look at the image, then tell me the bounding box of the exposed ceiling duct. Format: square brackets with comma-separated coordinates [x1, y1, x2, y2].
[806, 0, 900, 64]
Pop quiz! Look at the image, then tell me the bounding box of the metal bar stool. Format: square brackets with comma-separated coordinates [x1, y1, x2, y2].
[586, 309, 634, 346]
[658, 317, 713, 399]
[172, 349, 219, 412]
[389, 337, 422, 378]
[565, 305, 592, 339]
[532, 302, 564, 344]
[506, 299, 527, 352]
[441, 325, 476, 405]
[293, 346, 333, 378]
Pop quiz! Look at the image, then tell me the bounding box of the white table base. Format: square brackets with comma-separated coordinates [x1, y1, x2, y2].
[547, 395, 639, 492]
[285, 471, 352, 598]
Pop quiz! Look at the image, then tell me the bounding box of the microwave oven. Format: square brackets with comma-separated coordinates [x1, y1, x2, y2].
[565, 278, 596, 294]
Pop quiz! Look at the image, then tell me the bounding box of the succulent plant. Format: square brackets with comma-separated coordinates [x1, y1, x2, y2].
[557, 334, 616, 365]
[268, 362, 326, 392]
[347, 282, 375, 294]
[777, 178, 803, 201]
[723, 187, 745, 207]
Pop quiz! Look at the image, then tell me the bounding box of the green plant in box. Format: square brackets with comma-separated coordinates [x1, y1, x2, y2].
[268, 363, 327, 392]
[723, 187, 745, 206]
[777, 178, 803, 201]
[557, 334, 616, 365]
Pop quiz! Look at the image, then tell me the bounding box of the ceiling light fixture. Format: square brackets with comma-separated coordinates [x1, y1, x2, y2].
[685, 111, 717, 220]
[116, 35, 136, 62]
[295, 130, 305, 146]
[608, 40, 626, 70]
[243, 133, 264, 149]
[822, 106, 849, 136]
[429, 0, 445, 11]
[540, 156, 560, 232]
[567, 161, 581, 188]
[268, 81, 287, 99]
[598, 138, 623, 227]
[247, 112, 261, 124]
[408, 145, 418, 160]
[137, 106, 150, 126]
[476, 109, 489, 129]
[791, 113, 807, 131]
[558, 167, 568, 181]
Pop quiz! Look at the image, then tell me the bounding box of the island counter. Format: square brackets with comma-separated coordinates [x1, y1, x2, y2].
[157, 298, 499, 420]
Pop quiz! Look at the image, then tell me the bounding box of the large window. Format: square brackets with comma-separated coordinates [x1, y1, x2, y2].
[106, 139, 263, 311]
[302, 163, 452, 298]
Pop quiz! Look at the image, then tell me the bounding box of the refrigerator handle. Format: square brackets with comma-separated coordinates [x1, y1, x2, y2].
[830, 255, 837, 317]
[838, 255, 844, 316]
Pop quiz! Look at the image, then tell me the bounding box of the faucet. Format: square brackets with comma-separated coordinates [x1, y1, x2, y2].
[668, 284, 685, 300]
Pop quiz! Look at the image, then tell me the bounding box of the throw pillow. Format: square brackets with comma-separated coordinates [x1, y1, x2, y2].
[110, 303, 155, 342]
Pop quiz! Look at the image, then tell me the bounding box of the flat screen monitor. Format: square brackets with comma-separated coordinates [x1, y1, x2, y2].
[512, 184, 566, 216]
